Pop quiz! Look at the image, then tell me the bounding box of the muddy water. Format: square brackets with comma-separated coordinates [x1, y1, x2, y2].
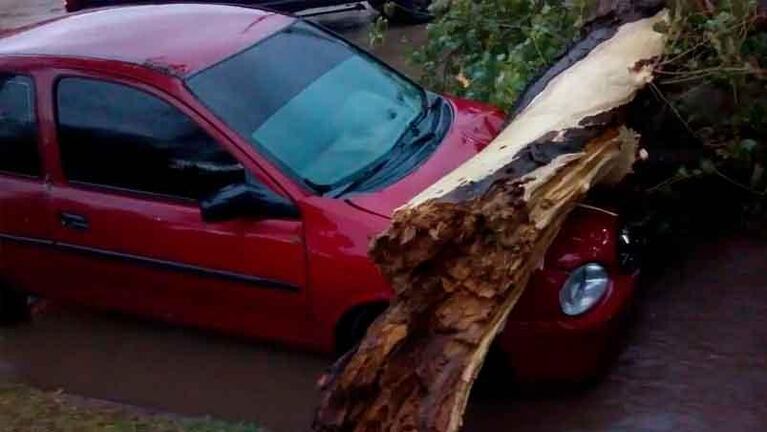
[3, 236, 766, 432]
[465, 235, 767, 431]
[0, 307, 328, 431]
[2, 3, 767, 431]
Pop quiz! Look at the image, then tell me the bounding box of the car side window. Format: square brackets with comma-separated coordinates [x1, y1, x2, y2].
[56, 77, 245, 200]
[0, 74, 40, 177]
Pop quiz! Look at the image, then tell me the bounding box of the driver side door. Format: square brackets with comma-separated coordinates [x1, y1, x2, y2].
[45, 75, 313, 347]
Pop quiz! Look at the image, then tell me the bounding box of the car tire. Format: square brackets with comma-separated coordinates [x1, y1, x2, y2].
[368, 0, 433, 24]
[0, 284, 29, 325]
[335, 303, 388, 354]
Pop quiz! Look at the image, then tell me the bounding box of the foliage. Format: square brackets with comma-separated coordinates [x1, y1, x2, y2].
[403, 0, 766, 227]
[651, 0, 767, 210]
[409, 0, 582, 107]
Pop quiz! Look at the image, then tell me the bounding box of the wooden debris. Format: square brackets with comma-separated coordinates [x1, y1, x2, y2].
[314, 5, 668, 432]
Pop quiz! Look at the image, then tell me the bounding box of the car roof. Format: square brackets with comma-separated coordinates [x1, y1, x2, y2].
[0, 4, 295, 76]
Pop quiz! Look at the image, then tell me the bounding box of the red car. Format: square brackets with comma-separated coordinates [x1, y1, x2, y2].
[0, 4, 638, 381]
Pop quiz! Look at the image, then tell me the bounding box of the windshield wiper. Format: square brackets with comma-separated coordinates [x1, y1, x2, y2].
[330, 96, 445, 197]
[395, 87, 430, 143]
[418, 85, 429, 113]
[419, 96, 444, 136]
[329, 157, 392, 198]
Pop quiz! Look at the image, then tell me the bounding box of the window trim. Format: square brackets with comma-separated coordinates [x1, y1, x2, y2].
[68, 179, 198, 206]
[53, 75, 248, 205]
[0, 72, 43, 179]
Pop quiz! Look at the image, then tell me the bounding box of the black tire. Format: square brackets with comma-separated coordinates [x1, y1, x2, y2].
[335, 303, 387, 354]
[368, 0, 433, 24]
[0, 285, 29, 325]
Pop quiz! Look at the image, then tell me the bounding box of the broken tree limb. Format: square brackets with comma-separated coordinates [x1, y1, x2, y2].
[314, 5, 668, 432]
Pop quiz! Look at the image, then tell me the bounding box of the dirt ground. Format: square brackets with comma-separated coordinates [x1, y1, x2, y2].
[2, 3, 767, 432]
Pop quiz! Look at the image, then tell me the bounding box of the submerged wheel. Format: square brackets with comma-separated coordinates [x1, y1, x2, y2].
[0, 284, 29, 325]
[368, 0, 433, 24]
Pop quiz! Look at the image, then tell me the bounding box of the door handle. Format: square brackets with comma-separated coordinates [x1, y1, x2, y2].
[59, 212, 89, 231]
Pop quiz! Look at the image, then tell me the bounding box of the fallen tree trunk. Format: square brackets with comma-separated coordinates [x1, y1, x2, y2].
[314, 4, 668, 432]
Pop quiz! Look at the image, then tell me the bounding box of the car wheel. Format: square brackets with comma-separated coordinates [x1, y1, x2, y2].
[368, 0, 433, 24]
[335, 303, 388, 354]
[0, 284, 29, 325]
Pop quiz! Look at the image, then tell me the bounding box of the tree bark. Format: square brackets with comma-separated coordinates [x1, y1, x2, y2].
[314, 5, 668, 432]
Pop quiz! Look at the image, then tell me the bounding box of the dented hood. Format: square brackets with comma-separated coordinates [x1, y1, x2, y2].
[345, 96, 505, 218]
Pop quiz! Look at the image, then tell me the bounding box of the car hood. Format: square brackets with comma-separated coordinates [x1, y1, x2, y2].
[346, 96, 505, 218]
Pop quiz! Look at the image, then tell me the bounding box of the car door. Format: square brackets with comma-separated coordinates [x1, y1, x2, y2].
[0, 71, 56, 294]
[45, 75, 315, 347]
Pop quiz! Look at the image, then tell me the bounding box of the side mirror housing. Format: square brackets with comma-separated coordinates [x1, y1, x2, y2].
[200, 183, 299, 222]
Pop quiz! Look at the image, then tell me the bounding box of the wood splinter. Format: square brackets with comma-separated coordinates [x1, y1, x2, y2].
[314, 3, 668, 431]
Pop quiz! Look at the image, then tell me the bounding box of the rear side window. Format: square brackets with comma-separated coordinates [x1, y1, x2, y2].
[56, 78, 245, 200]
[0, 75, 39, 176]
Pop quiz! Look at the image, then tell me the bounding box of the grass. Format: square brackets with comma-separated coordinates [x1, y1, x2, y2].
[0, 382, 264, 432]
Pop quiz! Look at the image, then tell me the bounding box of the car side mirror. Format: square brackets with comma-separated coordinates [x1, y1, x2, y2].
[200, 182, 299, 222]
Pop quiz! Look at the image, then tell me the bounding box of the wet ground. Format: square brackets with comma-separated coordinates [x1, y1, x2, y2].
[2, 235, 766, 431]
[2, 2, 767, 432]
[466, 235, 767, 432]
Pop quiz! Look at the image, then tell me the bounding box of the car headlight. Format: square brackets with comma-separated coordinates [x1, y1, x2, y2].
[559, 263, 609, 316]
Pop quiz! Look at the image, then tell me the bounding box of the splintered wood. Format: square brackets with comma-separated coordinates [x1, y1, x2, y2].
[314, 5, 667, 432]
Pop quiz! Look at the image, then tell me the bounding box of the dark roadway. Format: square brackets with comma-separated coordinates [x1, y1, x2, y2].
[2, 3, 767, 432]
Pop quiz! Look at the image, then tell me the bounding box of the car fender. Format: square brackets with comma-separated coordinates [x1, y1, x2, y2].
[299, 197, 393, 351]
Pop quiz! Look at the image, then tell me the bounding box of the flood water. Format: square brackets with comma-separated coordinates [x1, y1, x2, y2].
[3, 234, 766, 432]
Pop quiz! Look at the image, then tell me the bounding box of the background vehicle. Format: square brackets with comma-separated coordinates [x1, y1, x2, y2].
[64, 0, 433, 23]
[0, 4, 638, 382]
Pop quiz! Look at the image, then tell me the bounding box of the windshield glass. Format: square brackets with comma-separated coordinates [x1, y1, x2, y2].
[187, 21, 424, 189]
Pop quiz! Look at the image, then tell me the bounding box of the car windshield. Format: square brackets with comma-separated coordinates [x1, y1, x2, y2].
[186, 21, 424, 190]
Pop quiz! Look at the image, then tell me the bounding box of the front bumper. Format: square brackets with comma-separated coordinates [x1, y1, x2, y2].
[498, 270, 638, 382]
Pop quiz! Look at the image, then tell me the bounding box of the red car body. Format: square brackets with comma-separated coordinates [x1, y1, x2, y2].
[0, 4, 636, 381]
